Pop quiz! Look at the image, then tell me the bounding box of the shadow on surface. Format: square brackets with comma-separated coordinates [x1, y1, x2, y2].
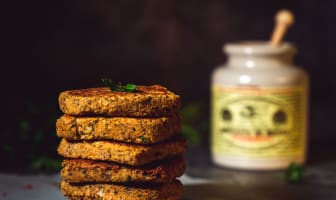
[183, 183, 336, 200]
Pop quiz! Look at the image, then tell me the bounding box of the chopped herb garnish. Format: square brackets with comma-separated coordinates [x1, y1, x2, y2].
[285, 162, 305, 183]
[125, 83, 137, 92]
[111, 82, 124, 92]
[101, 78, 137, 92]
[140, 136, 147, 143]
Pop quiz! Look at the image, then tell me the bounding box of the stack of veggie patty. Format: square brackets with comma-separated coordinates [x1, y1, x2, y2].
[56, 85, 186, 200]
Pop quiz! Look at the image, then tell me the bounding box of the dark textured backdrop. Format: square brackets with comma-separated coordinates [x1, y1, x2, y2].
[2, 0, 336, 170]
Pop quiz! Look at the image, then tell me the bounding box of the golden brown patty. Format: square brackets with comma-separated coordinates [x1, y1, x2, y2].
[61, 180, 183, 200]
[58, 85, 180, 117]
[61, 157, 185, 183]
[57, 138, 186, 166]
[56, 113, 182, 144]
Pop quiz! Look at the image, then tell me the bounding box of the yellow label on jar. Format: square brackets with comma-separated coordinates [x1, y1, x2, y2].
[212, 85, 307, 158]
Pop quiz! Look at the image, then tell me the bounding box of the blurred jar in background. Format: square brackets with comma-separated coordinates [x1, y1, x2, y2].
[211, 41, 309, 170]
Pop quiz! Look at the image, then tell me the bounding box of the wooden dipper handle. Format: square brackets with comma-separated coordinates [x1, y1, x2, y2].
[270, 10, 295, 46]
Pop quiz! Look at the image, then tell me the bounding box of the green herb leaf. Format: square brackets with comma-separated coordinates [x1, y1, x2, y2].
[125, 83, 137, 92]
[285, 162, 305, 183]
[101, 78, 137, 92]
[112, 82, 125, 92]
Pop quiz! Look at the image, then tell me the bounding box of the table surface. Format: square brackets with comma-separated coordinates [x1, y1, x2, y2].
[1, 147, 336, 200]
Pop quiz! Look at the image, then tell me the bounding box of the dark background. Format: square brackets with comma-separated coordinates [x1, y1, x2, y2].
[2, 0, 336, 172]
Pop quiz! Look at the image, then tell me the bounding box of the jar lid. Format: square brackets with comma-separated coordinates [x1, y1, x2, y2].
[224, 41, 297, 55]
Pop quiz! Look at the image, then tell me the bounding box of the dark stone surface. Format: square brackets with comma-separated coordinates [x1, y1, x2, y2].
[184, 146, 336, 199]
[184, 183, 336, 200]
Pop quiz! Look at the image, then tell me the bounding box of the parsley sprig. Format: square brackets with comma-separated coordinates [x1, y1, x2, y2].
[101, 78, 137, 92]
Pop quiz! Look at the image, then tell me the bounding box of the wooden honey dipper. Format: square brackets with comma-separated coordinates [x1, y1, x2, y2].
[270, 9, 295, 46]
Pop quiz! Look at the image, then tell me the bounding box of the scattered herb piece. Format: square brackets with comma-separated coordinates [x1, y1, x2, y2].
[101, 78, 137, 92]
[285, 162, 305, 183]
[140, 136, 147, 143]
[111, 82, 124, 92]
[126, 175, 132, 182]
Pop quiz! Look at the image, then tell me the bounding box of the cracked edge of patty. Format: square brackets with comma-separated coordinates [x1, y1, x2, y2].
[61, 179, 183, 200]
[57, 138, 187, 166]
[61, 156, 186, 183]
[56, 113, 182, 144]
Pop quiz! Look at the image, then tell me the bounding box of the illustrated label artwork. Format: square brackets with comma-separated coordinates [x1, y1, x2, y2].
[212, 86, 307, 158]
